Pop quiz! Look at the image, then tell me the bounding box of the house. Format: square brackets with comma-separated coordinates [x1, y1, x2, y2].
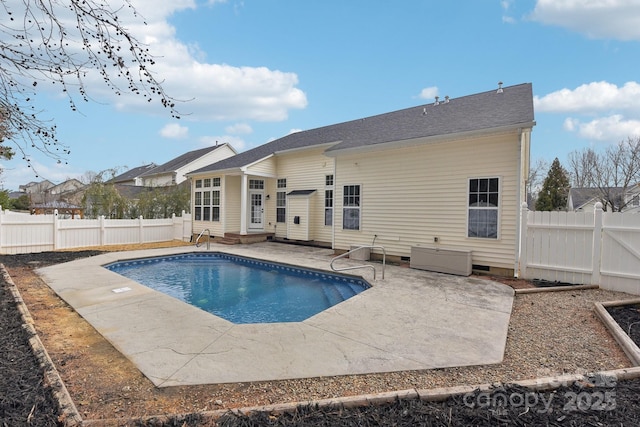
[139, 144, 237, 187]
[18, 180, 54, 204]
[186, 83, 535, 276]
[27, 179, 86, 218]
[109, 163, 157, 186]
[568, 186, 640, 212]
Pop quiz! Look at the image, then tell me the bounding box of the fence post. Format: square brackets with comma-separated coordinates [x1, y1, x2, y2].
[592, 202, 603, 285]
[0, 206, 4, 254]
[139, 215, 144, 244]
[53, 209, 59, 250]
[518, 202, 529, 278]
[182, 210, 191, 242]
[100, 215, 106, 246]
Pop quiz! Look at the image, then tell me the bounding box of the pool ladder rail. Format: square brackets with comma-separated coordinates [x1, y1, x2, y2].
[195, 229, 210, 250]
[330, 245, 385, 280]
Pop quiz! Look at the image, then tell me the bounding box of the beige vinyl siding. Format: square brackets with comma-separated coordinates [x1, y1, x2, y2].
[275, 148, 334, 244]
[333, 132, 522, 270]
[224, 176, 241, 233]
[287, 196, 316, 240]
[246, 156, 277, 177]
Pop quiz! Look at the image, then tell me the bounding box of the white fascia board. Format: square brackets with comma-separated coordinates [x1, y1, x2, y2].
[273, 141, 341, 156]
[186, 167, 242, 178]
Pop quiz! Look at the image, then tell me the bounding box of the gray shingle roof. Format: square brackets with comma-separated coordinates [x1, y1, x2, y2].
[110, 163, 157, 183]
[142, 144, 230, 177]
[190, 83, 534, 175]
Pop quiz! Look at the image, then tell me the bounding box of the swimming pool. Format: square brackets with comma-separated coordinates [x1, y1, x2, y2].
[104, 252, 370, 324]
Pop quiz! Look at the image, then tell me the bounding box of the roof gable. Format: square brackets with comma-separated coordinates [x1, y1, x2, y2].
[143, 144, 232, 177]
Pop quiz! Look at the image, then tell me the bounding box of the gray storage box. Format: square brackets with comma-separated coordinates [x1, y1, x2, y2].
[410, 246, 472, 276]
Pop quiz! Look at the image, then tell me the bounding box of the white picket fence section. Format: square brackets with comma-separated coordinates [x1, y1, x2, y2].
[0, 208, 192, 254]
[520, 203, 640, 295]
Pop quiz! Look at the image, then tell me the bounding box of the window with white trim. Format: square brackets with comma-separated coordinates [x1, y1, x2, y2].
[276, 179, 286, 223]
[249, 179, 264, 189]
[468, 177, 499, 238]
[325, 175, 333, 226]
[194, 177, 221, 222]
[342, 185, 360, 230]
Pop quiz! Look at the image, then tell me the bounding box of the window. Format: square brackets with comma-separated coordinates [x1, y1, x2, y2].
[212, 190, 220, 221]
[343, 185, 360, 230]
[194, 191, 202, 221]
[277, 179, 286, 223]
[194, 177, 221, 222]
[325, 175, 334, 226]
[468, 178, 499, 238]
[202, 191, 211, 221]
[249, 179, 264, 189]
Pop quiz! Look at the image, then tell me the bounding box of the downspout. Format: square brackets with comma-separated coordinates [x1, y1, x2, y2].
[332, 156, 337, 250]
[514, 128, 530, 277]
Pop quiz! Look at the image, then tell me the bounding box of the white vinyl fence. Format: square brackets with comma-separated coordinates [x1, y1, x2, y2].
[520, 203, 640, 295]
[0, 208, 192, 254]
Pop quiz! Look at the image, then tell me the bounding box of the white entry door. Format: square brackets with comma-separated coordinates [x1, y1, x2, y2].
[249, 191, 264, 230]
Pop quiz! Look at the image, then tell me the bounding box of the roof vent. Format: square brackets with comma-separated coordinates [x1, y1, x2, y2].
[444, 95, 450, 103]
[497, 81, 504, 93]
[422, 107, 427, 115]
[434, 96, 440, 106]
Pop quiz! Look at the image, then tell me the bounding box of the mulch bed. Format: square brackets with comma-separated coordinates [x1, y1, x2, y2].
[1, 269, 63, 426]
[2, 250, 640, 426]
[607, 304, 640, 352]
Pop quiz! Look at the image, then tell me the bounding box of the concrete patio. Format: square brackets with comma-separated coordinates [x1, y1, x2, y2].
[36, 242, 514, 387]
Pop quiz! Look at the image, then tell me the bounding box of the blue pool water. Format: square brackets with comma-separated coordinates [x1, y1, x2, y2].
[104, 253, 370, 324]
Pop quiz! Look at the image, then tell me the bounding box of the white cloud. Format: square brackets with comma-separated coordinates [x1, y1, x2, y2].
[501, 0, 516, 23]
[225, 123, 253, 135]
[530, 0, 640, 40]
[563, 114, 640, 141]
[121, 0, 308, 121]
[418, 87, 439, 100]
[534, 81, 640, 114]
[159, 123, 189, 139]
[539, 81, 640, 144]
[17, 0, 308, 123]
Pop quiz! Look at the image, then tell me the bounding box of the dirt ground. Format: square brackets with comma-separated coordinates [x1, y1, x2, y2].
[2, 241, 640, 426]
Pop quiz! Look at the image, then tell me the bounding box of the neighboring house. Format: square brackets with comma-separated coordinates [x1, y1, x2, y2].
[187, 83, 535, 275]
[139, 144, 237, 187]
[21, 178, 87, 218]
[19, 180, 54, 204]
[109, 163, 157, 186]
[568, 186, 640, 213]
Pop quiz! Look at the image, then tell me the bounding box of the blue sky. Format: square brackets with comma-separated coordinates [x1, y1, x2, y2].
[2, 0, 640, 191]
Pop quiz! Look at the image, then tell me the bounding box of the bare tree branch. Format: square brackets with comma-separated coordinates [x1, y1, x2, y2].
[568, 137, 640, 212]
[0, 0, 180, 170]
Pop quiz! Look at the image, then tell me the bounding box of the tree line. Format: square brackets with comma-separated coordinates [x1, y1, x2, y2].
[531, 136, 640, 212]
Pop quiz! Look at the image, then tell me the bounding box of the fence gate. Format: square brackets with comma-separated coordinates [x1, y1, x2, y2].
[600, 213, 640, 294]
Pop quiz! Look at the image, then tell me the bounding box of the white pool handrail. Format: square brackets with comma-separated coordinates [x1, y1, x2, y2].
[330, 245, 385, 280]
[195, 229, 210, 250]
